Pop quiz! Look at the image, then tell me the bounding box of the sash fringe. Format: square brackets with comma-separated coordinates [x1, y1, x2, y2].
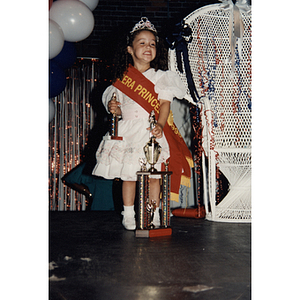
[180, 174, 191, 187]
[170, 192, 179, 203]
[185, 156, 194, 168]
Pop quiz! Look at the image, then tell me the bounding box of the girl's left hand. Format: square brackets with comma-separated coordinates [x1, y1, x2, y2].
[151, 124, 163, 139]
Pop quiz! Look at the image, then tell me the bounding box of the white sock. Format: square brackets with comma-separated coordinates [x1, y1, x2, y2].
[123, 205, 135, 215]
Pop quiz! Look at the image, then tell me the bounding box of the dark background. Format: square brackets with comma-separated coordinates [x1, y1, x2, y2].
[75, 0, 224, 59]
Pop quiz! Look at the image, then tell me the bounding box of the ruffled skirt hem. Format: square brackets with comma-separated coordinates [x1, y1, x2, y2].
[92, 118, 170, 181]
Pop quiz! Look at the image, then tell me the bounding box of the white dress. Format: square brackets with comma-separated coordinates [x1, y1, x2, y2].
[92, 68, 186, 181]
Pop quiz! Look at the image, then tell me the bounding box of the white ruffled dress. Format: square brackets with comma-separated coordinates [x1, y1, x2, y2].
[92, 68, 186, 181]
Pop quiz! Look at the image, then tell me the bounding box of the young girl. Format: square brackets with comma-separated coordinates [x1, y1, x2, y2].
[92, 17, 186, 230]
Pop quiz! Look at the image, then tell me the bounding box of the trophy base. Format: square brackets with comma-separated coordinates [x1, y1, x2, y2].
[135, 227, 172, 238]
[111, 136, 123, 140]
[103, 136, 123, 141]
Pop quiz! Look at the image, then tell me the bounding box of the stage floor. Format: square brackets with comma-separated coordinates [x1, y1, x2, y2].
[49, 211, 251, 300]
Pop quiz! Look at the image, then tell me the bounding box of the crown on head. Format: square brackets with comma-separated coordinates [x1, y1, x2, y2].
[130, 17, 157, 35]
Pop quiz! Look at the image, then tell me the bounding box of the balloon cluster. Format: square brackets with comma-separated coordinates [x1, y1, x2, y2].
[49, 0, 99, 121]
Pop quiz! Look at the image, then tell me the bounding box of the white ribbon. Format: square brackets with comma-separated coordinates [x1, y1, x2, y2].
[219, 0, 251, 77]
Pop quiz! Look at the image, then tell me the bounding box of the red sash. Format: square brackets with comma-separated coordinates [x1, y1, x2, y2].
[113, 65, 193, 202]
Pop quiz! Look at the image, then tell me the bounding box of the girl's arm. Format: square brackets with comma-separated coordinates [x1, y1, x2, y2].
[103, 86, 122, 116]
[151, 99, 170, 139]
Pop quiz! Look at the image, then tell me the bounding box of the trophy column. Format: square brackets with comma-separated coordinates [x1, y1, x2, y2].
[161, 171, 172, 228]
[136, 171, 150, 230]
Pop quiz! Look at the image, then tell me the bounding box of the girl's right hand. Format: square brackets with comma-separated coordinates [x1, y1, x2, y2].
[108, 100, 121, 115]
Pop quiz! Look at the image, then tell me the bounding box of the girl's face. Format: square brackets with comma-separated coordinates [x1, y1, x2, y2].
[127, 30, 157, 68]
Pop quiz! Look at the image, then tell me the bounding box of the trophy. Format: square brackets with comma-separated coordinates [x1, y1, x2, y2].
[108, 92, 123, 141]
[143, 110, 162, 172]
[135, 111, 172, 238]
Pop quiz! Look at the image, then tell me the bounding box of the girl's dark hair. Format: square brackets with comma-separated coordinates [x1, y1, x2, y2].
[112, 29, 168, 83]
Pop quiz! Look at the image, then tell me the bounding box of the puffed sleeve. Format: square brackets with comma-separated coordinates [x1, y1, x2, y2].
[102, 85, 123, 113]
[154, 70, 186, 102]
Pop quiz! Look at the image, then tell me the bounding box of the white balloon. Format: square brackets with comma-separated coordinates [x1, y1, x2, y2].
[79, 0, 99, 11]
[49, 19, 64, 59]
[49, 1, 95, 42]
[59, 0, 99, 11]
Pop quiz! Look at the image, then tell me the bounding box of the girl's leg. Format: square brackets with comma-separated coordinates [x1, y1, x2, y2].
[122, 181, 136, 206]
[121, 181, 136, 230]
[149, 178, 160, 207]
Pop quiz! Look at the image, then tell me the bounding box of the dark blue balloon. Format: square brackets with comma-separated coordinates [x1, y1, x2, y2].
[49, 61, 67, 98]
[51, 41, 77, 70]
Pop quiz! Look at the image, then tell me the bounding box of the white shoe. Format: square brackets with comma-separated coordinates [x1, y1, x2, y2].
[153, 209, 160, 227]
[121, 212, 136, 230]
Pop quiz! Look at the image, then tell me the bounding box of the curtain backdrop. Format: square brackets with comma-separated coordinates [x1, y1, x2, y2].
[49, 58, 100, 211]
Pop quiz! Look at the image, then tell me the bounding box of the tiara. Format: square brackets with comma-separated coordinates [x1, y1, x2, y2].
[130, 17, 157, 35]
